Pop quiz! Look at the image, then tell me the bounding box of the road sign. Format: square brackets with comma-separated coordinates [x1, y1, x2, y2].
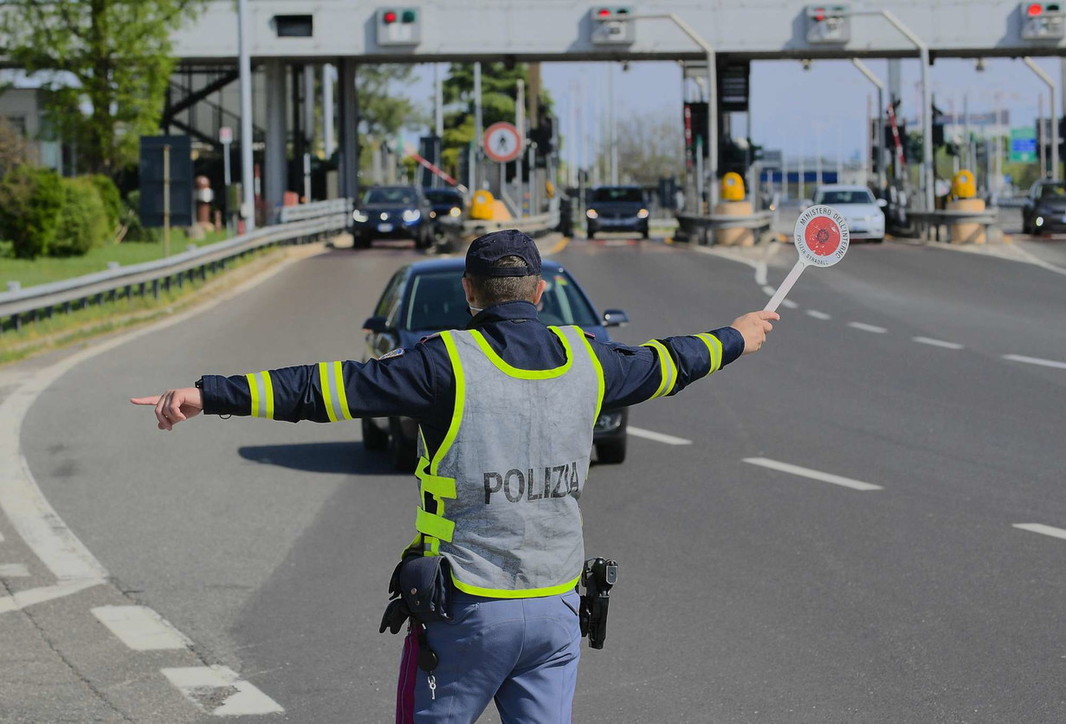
[483, 122, 523, 163]
[764, 205, 850, 312]
[219, 126, 233, 145]
[1009, 127, 1037, 162]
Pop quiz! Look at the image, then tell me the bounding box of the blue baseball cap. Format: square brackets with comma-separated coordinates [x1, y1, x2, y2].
[464, 229, 542, 277]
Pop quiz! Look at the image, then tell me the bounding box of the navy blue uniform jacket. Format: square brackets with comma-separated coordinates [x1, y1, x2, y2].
[199, 300, 745, 457]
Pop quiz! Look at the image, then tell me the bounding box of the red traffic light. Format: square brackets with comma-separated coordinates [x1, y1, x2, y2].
[383, 10, 398, 23]
[813, 6, 826, 21]
[596, 7, 611, 16]
[1028, 3, 1044, 15]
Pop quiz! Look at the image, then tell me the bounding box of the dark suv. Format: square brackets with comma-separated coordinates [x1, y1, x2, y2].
[586, 185, 650, 239]
[351, 185, 433, 249]
[1022, 179, 1066, 235]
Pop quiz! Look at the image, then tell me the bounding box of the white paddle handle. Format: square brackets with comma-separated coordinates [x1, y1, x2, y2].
[764, 260, 807, 312]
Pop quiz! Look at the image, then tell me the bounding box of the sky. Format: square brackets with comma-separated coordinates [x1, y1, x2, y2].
[405, 55, 1062, 169]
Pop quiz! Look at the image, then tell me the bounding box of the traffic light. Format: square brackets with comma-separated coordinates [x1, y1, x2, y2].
[932, 101, 946, 147]
[1021, 2, 1065, 39]
[806, 5, 850, 44]
[376, 7, 421, 46]
[589, 7, 635, 45]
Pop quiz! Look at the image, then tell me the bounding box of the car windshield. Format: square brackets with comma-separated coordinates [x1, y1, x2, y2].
[424, 189, 463, 205]
[364, 187, 416, 205]
[591, 187, 643, 203]
[403, 270, 599, 332]
[818, 189, 875, 205]
[1039, 184, 1066, 199]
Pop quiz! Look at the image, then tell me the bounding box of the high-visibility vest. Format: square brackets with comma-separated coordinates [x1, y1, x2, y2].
[412, 325, 604, 598]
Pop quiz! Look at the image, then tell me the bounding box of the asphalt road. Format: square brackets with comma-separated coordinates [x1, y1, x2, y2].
[3, 230, 1065, 722]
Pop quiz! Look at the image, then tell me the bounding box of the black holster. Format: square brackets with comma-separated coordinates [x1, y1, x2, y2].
[379, 554, 453, 636]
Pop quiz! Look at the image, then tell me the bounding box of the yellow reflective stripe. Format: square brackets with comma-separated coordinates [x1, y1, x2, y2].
[467, 327, 572, 379]
[577, 330, 605, 421]
[245, 372, 274, 419]
[642, 340, 677, 398]
[415, 508, 455, 542]
[420, 474, 457, 499]
[451, 573, 581, 599]
[423, 538, 440, 555]
[317, 361, 352, 422]
[435, 332, 465, 473]
[330, 361, 353, 420]
[695, 333, 723, 375]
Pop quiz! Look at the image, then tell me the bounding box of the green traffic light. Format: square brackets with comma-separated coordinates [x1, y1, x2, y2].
[401, 9, 417, 23]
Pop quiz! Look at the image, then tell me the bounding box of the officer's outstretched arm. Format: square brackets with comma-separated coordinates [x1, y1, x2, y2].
[131, 388, 203, 431]
[730, 311, 779, 355]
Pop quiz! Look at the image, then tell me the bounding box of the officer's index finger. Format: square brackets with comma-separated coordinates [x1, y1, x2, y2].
[130, 396, 161, 406]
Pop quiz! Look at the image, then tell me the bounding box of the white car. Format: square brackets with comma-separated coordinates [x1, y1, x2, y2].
[812, 184, 887, 242]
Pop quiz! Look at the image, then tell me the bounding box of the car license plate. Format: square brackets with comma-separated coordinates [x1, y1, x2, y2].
[378, 223, 394, 232]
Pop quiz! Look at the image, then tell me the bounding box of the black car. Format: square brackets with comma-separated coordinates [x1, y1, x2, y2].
[423, 187, 466, 237]
[1021, 179, 1066, 235]
[585, 185, 650, 239]
[351, 185, 434, 249]
[361, 257, 631, 470]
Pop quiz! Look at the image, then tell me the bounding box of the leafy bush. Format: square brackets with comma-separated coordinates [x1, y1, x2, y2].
[89, 174, 123, 234]
[50, 176, 109, 257]
[0, 165, 63, 259]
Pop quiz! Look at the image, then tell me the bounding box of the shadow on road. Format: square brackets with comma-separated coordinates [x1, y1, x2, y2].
[238, 441, 401, 476]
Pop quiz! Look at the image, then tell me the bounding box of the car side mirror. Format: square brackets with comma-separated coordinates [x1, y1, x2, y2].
[877, 198, 888, 208]
[362, 316, 391, 334]
[602, 309, 629, 327]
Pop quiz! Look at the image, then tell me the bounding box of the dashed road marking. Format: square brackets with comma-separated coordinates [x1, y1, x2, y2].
[913, 336, 964, 349]
[781, 299, 799, 309]
[627, 427, 692, 445]
[847, 322, 888, 334]
[161, 666, 284, 716]
[92, 605, 193, 651]
[0, 563, 30, 577]
[1013, 523, 1066, 541]
[1003, 354, 1066, 370]
[743, 457, 884, 491]
[806, 310, 832, 320]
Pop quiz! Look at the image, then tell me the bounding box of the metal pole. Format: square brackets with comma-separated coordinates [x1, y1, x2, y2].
[473, 62, 482, 191]
[163, 144, 171, 257]
[238, 0, 255, 231]
[851, 58, 886, 191]
[631, 13, 718, 208]
[517, 78, 525, 211]
[1024, 57, 1057, 180]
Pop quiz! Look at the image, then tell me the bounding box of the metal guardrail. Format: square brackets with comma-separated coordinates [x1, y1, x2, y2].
[673, 211, 775, 244]
[1, 200, 352, 335]
[461, 198, 560, 238]
[907, 208, 999, 242]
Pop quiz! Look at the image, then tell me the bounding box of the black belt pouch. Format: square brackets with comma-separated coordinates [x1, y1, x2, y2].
[393, 554, 453, 623]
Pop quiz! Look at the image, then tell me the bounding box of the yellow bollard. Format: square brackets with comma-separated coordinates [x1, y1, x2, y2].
[714, 172, 754, 246]
[946, 170, 985, 244]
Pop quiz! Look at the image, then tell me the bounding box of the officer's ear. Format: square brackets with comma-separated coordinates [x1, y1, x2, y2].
[531, 279, 547, 305]
[461, 275, 478, 306]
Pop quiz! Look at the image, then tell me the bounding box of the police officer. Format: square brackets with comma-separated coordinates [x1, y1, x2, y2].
[132, 229, 778, 723]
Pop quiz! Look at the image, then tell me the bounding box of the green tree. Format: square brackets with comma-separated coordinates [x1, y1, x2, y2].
[613, 111, 684, 186]
[0, 0, 206, 178]
[439, 63, 553, 178]
[356, 64, 425, 173]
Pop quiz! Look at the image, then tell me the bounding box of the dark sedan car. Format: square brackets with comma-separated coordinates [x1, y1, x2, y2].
[1022, 180, 1066, 235]
[585, 185, 650, 239]
[423, 187, 466, 237]
[351, 185, 434, 249]
[361, 257, 631, 470]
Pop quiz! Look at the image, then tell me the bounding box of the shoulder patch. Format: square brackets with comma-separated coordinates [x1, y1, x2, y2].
[583, 330, 596, 340]
[379, 347, 405, 360]
[419, 333, 442, 344]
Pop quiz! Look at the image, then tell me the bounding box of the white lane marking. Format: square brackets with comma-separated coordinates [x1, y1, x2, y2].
[755, 262, 768, 286]
[761, 284, 776, 296]
[806, 310, 832, 320]
[1003, 354, 1066, 370]
[92, 605, 193, 651]
[0, 579, 101, 614]
[0, 563, 30, 577]
[627, 427, 692, 445]
[847, 322, 888, 334]
[1013, 523, 1066, 541]
[743, 458, 884, 491]
[781, 299, 799, 309]
[913, 336, 964, 350]
[161, 666, 284, 716]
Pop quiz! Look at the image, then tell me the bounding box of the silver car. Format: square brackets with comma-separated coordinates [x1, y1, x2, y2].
[812, 184, 887, 242]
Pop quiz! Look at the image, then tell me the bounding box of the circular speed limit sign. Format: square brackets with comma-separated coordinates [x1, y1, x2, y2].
[483, 122, 523, 163]
[794, 204, 849, 267]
